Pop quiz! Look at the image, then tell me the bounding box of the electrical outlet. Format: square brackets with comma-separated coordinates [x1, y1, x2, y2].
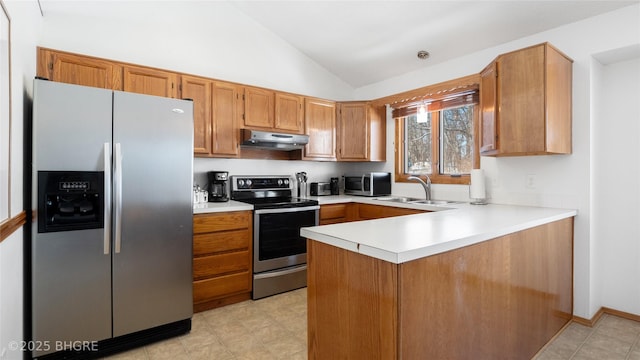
[525, 174, 537, 189]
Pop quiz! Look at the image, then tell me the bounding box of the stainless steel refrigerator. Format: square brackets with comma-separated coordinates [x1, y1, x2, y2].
[31, 79, 193, 358]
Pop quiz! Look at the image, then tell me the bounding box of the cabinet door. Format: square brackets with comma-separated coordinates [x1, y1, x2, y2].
[181, 75, 212, 155]
[275, 93, 304, 133]
[304, 98, 336, 160]
[46, 50, 121, 90]
[479, 62, 498, 155]
[497, 45, 546, 154]
[338, 102, 369, 161]
[123, 65, 177, 98]
[212, 81, 240, 157]
[243, 87, 274, 128]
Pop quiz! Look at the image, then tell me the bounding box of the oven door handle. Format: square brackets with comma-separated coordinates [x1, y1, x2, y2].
[254, 205, 319, 215]
[253, 264, 307, 280]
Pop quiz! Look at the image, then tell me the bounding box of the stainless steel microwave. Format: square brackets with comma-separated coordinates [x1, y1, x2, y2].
[343, 172, 392, 196]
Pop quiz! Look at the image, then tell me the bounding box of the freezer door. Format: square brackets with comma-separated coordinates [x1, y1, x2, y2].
[31, 80, 113, 356]
[111, 91, 193, 336]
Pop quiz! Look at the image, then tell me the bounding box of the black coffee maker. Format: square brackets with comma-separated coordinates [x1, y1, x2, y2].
[207, 171, 229, 202]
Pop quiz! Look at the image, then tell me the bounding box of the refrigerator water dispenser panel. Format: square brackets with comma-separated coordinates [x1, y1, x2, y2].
[38, 171, 104, 233]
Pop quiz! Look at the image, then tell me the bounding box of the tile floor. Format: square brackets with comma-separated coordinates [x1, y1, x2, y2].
[106, 288, 640, 360]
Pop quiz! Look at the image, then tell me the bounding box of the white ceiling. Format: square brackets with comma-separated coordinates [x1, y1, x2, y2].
[38, 0, 638, 88]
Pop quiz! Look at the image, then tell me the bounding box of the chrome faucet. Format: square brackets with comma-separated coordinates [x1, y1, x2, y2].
[408, 175, 432, 201]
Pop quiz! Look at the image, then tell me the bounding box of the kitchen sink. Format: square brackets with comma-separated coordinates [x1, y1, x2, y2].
[374, 196, 421, 203]
[408, 199, 461, 205]
[373, 197, 461, 206]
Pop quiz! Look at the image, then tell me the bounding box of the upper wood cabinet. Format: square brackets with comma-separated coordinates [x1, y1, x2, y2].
[122, 65, 178, 98]
[181, 75, 213, 155]
[37, 47, 122, 90]
[275, 93, 304, 133]
[183, 75, 240, 158]
[337, 102, 386, 162]
[243, 87, 304, 134]
[479, 43, 572, 156]
[304, 98, 336, 160]
[243, 86, 274, 129]
[211, 81, 241, 157]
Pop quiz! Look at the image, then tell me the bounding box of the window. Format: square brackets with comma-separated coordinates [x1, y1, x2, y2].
[392, 78, 479, 185]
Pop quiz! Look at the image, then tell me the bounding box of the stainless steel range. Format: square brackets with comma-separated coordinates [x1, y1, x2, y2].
[230, 175, 319, 299]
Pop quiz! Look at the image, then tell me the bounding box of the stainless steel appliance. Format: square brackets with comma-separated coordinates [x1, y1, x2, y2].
[310, 182, 331, 196]
[344, 172, 392, 196]
[230, 175, 319, 299]
[207, 171, 229, 202]
[30, 79, 193, 358]
[240, 129, 309, 150]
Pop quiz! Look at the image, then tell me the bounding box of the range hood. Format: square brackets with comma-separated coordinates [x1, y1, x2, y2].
[241, 129, 309, 151]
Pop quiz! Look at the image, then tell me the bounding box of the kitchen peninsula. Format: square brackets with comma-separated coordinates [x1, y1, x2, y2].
[301, 201, 577, 359]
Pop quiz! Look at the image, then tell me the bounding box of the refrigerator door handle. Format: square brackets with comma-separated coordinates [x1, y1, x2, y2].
[103, 143, 111, 255]
[114, 142, 123, 254]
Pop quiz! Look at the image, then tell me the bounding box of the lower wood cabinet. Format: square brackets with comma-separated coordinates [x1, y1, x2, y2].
[319, 203, 427, 225]
[192, 211, 252, 312]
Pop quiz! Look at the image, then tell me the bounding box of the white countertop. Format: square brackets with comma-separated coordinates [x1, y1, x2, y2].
[301, 200, 577, 264]
[193, 200, 253, 214]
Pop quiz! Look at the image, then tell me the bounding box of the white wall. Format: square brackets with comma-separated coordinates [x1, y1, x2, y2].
[592, 55, 640, 316]
[0, 1, 41, 359]
[355, 4, 640, 319]
[38, 1, 354, 101]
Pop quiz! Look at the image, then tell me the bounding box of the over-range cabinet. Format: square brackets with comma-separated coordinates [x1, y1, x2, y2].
[30, 79, 194, 358]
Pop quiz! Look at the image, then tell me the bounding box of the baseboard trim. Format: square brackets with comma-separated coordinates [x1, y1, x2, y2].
[572, 306, 640, 327]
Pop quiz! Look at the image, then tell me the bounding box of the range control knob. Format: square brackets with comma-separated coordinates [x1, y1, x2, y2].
[238, 179, 245, 187]
[283, 179, 289, 185]
[277, 179, 283, 186]
[246, 179, 252, 186]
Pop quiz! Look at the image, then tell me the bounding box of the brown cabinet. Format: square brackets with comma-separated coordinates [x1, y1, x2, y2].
[243, 87, 305, 134]
[243, 86, 274, 129]
[37, 47, 122, 90]
[308, 218, 574, 359]
[319, 203, 354, 225]
[183, 75, 241, 158]
[275, 92, 304, 133]
[192, 211, 252, 312]
[304, 98, 337, 160]
[122, 64, 178, 98]
[355, 203, 425, 220]
[319, 203, 426, 225]
[337, 102, 386, 161]
[479, 43, 572, 156]
[211, 81, 241, 157]
[181, 75, 212, 155]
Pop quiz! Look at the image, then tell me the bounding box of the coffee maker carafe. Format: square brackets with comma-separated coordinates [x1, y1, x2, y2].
[207, 171, 229, 202]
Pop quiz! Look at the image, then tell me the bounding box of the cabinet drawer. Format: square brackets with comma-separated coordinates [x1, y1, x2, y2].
[193, 251, 250, 280]
[193, 272, 251, 303]
[193, 229, 251, 256]
[320, 204, 348, 220]
[193, 211, 251, 234]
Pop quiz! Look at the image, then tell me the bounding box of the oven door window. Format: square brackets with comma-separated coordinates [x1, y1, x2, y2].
[256, 209, 317, 261]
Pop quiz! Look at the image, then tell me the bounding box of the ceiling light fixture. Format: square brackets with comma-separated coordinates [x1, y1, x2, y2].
[416, 102, 430, 123]
[417, 50, 430, 60]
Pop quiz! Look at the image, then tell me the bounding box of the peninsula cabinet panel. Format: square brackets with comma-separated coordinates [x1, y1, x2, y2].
[243, 86, 275, 129]
[337, 102, 386, 162]
[275, 93, 304, 133]
[37, 47, 122, 90]
[480, 43, 572, 156]
[193, 211, 252, 312]
[304, 98, 337, 160]
[122, 65, 178, 98]
[307, 217, 574, 359]
[181, 75, 212, 155]
[319, 203, 354, 225]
